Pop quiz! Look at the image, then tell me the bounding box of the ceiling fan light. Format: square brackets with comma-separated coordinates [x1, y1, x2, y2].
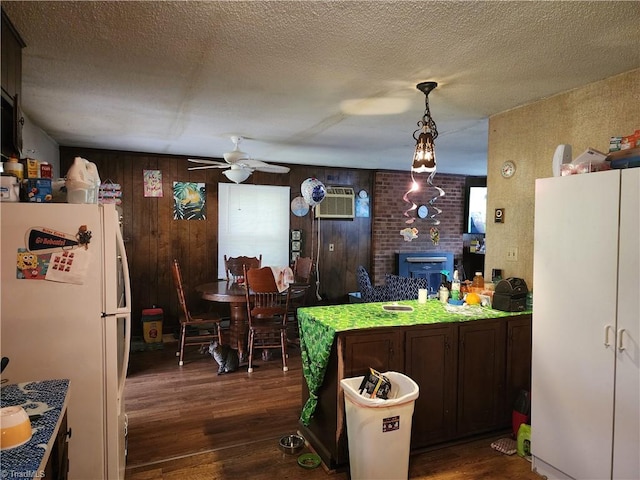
[223, 168, 251, 184]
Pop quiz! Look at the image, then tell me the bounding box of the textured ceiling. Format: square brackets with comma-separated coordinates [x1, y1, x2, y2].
[3, 1, 639, 175]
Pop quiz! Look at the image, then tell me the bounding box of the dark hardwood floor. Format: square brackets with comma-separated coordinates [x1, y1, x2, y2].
[124, 342, 541, 479]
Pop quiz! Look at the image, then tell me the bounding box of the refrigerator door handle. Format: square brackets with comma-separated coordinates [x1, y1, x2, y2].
[119, 314, 131, 403]
[115, 217, 132, 314]
[617, 328, 627, 352]
[604, 324, 613, 347]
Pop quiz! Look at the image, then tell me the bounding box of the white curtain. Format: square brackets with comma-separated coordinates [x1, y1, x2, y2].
[218, 183, 290, 279]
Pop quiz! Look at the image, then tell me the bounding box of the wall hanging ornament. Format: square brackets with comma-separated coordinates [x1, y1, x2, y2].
[403, 81, 445, 226]
[400, 227, 419, 242]
[430, 226, 440, 245]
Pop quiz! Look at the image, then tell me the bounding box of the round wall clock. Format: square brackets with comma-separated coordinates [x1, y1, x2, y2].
[501, 160, 516, 178]
[417, 205, 429, 219]
[358, 189, 368, 199]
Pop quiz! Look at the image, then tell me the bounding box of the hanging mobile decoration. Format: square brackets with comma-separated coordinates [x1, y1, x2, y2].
[402, 178, 419, 224]
[429, 227, 440, 245]
[402, 81, 445, 234]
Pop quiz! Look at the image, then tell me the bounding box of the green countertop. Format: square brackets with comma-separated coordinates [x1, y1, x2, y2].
[297, 299, 530, 425]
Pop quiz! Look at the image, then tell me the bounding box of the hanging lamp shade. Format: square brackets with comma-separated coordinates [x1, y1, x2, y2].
[411, 81, 438, 173]
[223, 167, 251, 184]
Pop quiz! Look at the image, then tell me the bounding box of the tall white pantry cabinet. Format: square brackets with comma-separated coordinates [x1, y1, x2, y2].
[532, 168, 639, 480]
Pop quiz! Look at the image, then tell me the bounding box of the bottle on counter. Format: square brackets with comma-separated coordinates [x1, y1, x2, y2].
[472, 271, 484, 292]
[439, 284, 449, 304]
[451, 270, 461, 300]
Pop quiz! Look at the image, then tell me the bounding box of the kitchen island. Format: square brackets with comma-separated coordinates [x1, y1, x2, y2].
[297, 300, 531, 470]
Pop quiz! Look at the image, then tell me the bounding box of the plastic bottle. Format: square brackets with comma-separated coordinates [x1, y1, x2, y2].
[66, 157, 93, 203]
[451, 270, 461, 300]
[472, 272, 484, 291]
[4, 156, 24, 182]
[439, 284, 449, 304]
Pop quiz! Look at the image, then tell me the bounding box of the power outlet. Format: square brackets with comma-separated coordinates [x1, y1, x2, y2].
[506, 247, 518, 262]
[329, 243, 335, 252]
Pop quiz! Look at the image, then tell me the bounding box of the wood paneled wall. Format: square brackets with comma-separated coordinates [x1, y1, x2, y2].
[60, 147, 374, 337]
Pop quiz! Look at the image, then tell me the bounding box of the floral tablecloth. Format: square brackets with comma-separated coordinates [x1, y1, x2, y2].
[298, 300, 529, 425]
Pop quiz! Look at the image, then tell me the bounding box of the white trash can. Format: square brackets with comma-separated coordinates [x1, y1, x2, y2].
[341, 371, 419, 480]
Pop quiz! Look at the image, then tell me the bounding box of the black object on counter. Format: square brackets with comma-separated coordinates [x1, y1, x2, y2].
[493, 277, 529, 312]
[1, 357, 8, 373]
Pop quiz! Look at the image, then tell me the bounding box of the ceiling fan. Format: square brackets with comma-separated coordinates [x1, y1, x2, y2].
[188, 136, 290, 183]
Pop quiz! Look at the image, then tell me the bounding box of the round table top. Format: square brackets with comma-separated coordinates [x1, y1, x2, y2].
[196, 279, 307, 303]
[196, 280, 248, 303]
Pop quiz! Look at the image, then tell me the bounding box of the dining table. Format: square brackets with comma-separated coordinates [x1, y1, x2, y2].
[196, 275, 304, 363]
[196, 280, 250, 362]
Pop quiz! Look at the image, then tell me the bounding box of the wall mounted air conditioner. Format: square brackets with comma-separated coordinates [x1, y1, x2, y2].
[315, 187, 355, 219]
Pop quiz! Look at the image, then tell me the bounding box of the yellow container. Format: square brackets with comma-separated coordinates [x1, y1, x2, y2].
[142, 308, 163, 343]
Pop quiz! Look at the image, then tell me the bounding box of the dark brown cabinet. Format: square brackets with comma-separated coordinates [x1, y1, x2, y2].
[42, 411, 70, 480]
[342, 329, 403, 377]
[299, 314, 532, 469]
[503, 315, 532, 426]
[457, 319, 505, 436]
[1, 8, 25, 158]
[1, 9, 24, 102]
[406, 325, 457, 447]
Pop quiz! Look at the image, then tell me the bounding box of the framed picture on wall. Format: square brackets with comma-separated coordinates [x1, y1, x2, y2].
[291, 241, 301, 252]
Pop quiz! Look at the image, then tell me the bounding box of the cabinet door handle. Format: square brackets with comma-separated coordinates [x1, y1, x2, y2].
[604, 324, 613, 347]
[617, 328, 627, 352]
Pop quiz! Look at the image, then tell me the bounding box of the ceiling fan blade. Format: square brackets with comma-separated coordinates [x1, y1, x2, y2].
[223, 150, 249, 164]
[188, 158, 228, 166]
[254, 164, 291, 174]
[237, 158, 290, 173]
[187, 165, 230, 171]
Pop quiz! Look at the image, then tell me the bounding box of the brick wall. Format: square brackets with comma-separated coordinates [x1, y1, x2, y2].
[371, 171, 465, 284]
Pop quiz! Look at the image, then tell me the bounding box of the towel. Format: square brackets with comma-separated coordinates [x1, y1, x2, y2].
[270, 266, 295, 293]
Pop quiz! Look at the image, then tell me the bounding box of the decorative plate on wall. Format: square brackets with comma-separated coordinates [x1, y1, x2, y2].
[290, 196, 309, 216]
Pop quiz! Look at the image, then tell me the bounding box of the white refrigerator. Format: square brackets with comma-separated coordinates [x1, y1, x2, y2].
[1, 203, 131, 480]
[531, 168, 639, 480]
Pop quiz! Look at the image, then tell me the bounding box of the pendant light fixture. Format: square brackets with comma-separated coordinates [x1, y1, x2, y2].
[412, 81, 438, 173]
[402, 81, 445, 235]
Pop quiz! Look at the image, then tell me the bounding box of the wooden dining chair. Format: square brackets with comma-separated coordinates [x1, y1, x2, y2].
[171, 259, 223, 366]
[293, 256, 314, 284]
[287, 256, 314, 343]
[224, 255, 262, 282]
[243, 265, 290, 373]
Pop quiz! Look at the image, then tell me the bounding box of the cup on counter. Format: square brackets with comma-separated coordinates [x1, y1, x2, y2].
[418, 288, 428, 304]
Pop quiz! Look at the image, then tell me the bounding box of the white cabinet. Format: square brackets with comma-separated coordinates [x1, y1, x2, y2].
[531, 169, 639, 480]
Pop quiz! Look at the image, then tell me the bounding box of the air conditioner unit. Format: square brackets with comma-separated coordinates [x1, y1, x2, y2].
[315, 187, 355, 219]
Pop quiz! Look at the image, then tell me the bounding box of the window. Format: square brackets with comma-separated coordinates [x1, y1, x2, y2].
[218, 184, 290, 279]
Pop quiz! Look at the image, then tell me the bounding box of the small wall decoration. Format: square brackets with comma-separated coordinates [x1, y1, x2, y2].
[99, 181, 123, 205]
[430, 227, 440, 245]
[355, 189, 369, 217]
[173, 182, 206, 220]
[144, 170, 163, 197]
[400, 227, 418, 242]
